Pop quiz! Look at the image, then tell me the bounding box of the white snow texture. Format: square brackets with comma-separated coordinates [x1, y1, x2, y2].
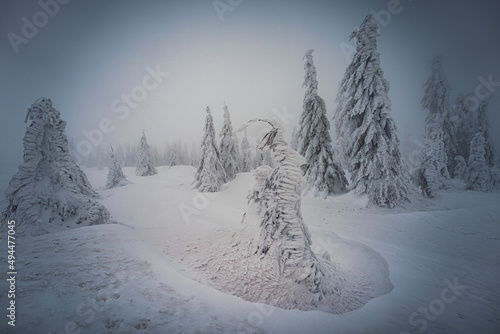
[2, 98, 111, 236]
[334, 14, 409, 208]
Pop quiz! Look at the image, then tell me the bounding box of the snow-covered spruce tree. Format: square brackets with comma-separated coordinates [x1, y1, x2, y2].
[219, 104, 242, 180]
[168, 141, 179, 166]
[334, 14, 409, 207]
[240, 129, 254, 172]
[105, 146, 131, 189]
[194, 107, 226, 192]
[422, 56, 456, 175]
[466, 130, 491, 192]
[454, 155, 467, 180]
[477, 99, 496, 167]
[242, 119, 344, 303]
[454, 94, 476, 164]
[290, 125, 299, 151]
[413, 116, 451, 197]
[181, 143, 189, 165]
[296, 49, 348, 197]
[2, 98, 111, 236]
[190, 142, 200, 167]
[135, 130, 158, 176]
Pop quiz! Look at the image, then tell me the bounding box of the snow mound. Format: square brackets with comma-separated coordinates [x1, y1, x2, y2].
[184, 215, 392, 313]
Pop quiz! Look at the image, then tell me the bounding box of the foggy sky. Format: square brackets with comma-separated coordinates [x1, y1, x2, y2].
[1, 0, 500, 172]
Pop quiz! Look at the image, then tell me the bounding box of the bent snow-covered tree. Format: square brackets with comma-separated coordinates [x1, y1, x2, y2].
[106, 146, 131, 189]
[2, 98, 111, 236]
[194, 107, 226, 192]
[136, 130, 158, 176]
[242, 119, 345, 303]
[219, 104, 242, 180]
[334, 14, 409, 207]
[296, 49, 347, 197]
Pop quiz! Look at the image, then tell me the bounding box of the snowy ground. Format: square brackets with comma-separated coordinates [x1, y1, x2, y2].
[0, 166, 499, 333]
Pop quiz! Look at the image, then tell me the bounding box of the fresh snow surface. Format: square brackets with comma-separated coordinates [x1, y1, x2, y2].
[0, 166, 499, 333]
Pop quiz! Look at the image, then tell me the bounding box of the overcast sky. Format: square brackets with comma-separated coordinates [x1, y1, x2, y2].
[1, 0, 499, 172]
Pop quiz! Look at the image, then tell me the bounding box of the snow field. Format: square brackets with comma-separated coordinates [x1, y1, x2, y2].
[0, 166, 498, 333]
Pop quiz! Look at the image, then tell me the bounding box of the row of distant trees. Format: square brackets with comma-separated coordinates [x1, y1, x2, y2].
[412, 56, 497, 195]
[69, 137, 198, 169]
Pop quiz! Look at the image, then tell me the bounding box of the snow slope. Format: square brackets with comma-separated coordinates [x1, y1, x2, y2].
[0, 166, 499, 333]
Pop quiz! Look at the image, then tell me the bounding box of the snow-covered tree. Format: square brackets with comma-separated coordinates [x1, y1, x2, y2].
[334, 14, 409, 207]
[290, 125, 299, 151]
[125, 143, 137, 167]
[454, 94, 476, 165]
[240, 129, 254, 172]
[254, 139, 263, 167]
[466, 131, 491, 192]
[167, 141, 179, 166]
[454, 155, 467, 180]
[151, 145, 161, 166]
[491, 163, 500, 188]
[194, 107, 226, 192]
[422, 56, 456, 174]
[96, 146, 107, 170]
[136, 130, 158, 176]
[247, 164, 273, 214]
[106, 146, 131, 189]
[476, 99, 495, 167]
[219, 104, 242, 180]
[413, 116, 451, 198]
[241, 119, 343, 304]
[115, 144, 125, 165]
[190, 142, 200, 167]
[2, 98, 111, 236]
[181, 143, 189, 165]
[296, 49, 348, 197]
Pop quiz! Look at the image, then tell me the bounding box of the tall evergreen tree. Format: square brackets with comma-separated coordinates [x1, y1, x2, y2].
[422, 56, 456, 175]
[413, 115, 451, 197]
[290, 125, 299, 151]
[296, 49, 347, 197]
[476, 99, 495, 167]
[106, 146, 130, 189]
[454, 94, 476, 165]
[181, 143, 189, 165]
[190, 142, 200, 167]
[2, 98, 110, 236]
[240, 129, 253, 172]
[454, 155, 467, 181]
[219, 104, 242, 180]
[115, 144, 125, 165]
[136, 130, 158, 176]
[334, 14, 409, 207]
[194, 107, 226, 192]
[466, 131, 491, 192]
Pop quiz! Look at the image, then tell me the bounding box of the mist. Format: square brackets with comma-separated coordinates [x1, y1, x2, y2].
[1, 0, 499, 172]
